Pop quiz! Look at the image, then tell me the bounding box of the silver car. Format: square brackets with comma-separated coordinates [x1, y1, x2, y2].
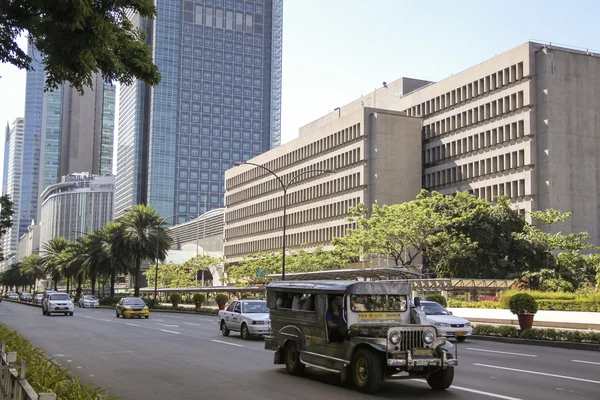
[78, 295, 100, 308]
[420, 300, 473, 342]
[219, 300, 270, 340]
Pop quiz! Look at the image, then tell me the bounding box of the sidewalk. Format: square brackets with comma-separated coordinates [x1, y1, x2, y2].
[448, 307, 600, 331]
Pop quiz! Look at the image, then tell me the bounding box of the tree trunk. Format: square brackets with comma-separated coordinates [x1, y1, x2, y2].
[134, 257, 141, 297]
[66, 278, 70, 294]
[110, 261, 116, 298]
[76, 273, 83, 297]
[91, 273, 96, 296]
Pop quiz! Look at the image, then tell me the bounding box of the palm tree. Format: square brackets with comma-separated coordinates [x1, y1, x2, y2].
[56, 243, 84, 294]
[20, 254, 45, 290]
[98, 222, 130, 298]
[80, 232, 106, 296]
[119, 205, 173, 297]
[41, 237, 71, 290]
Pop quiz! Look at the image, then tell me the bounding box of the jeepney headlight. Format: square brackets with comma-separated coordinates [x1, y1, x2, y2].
[389, 330, 401, 345]
[423, 331, 435, 344]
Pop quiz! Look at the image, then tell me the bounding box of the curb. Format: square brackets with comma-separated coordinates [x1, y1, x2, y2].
[465, 317, 600, 331]
[470, 334, 600, 351]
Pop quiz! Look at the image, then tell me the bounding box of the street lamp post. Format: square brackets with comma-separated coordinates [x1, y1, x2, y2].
[233, 161, 335, 280]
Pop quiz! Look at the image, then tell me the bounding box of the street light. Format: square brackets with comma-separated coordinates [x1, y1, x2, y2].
[233, 161, 335, 280]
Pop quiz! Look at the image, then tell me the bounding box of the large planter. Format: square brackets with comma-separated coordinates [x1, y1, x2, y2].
[517, 313, 534, 330]
[195, 302, 202, 309]
[218, 303, 226, 310]
[171, 301, 179, 308]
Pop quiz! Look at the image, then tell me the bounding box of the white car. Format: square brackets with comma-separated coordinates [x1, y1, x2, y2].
[218, 299, 270, 340]
[78, 295, 100, 308]
[42, 293, 74, 316]
[420, 300, 472, 342]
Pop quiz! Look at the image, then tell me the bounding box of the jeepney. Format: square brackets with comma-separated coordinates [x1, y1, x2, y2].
[264, 280, 457, 394]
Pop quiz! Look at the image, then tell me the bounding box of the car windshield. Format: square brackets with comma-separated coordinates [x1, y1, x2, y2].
[123, 298, 145, 306]
[85, 296, 97, 300]
[421, 302, 451, 315]
[242, 301, 268, 313]
[350, 295, 408, 312]
[50, 294, 70, 301]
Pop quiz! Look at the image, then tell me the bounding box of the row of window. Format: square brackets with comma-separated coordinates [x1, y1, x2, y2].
[426, 149, 527, 188]
[182, 24, 265, 45]
[468, 179, 527, 202]
[180, 140, 261, 155]
[423, 90, 526, 140]
[180, 127, 262, 141]
[224, 223, 358, 257]
[182, 37, 263, 55]
[181, 80, 263, 97]
[227, 148, 362, 206]
[226, 123, 362, 189]
[180, 70, 262, 88]
[180, 114, 262, 129]
[225, 197, 361, 240]
[181, 47, 264, 66]
[226, 172, 363, 224]
[405, 62, 525, 118]
[425, 119, 526, 163]
[180, 104, 261, 119]
[180, 62, 262, 78]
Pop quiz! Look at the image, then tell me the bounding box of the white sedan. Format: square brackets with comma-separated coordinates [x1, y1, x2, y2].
[218, 300, 270, 340]
[78, 295, 100, 308]
[420, 300, 472, 342]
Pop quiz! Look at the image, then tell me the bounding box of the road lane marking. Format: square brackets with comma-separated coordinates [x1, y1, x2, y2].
[184, 322, 204, 326]
[572, 360, 600, 366]
[156, 323, 179, 328]
[465, 348, 537, 358]
[474, 363, 600, 385]
[411, 379, 523, 399]
[80, 315, 111, 322]
[211, 339, 243, 347]
[159, 329, 180, 335]
[126, 323, 140, 327]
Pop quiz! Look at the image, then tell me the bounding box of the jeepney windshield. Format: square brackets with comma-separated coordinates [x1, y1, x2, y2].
[350, 294, 408, 312]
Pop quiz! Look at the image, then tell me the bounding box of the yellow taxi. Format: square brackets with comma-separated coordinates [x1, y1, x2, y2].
[115, 297, 150, 319]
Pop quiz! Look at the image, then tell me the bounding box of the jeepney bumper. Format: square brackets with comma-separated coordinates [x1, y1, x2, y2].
[387, 350, 457, 368]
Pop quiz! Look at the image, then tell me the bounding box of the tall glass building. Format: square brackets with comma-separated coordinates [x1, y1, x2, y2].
[116, 0, 283, 224]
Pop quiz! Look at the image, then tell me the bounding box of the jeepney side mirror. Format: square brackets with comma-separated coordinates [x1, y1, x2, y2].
[413, 297, 421, 307]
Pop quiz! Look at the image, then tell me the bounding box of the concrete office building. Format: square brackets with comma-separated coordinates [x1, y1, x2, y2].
[2, 117, 25, 269]
[116, 0, 283, 224]
[39, 173, 115, 251]
[16, 223, 41, 262]
[2, 122, 10, 195]
[224, 41, 600, 261]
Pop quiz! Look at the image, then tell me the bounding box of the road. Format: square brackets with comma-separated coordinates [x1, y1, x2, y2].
[1, 301, 599, 400]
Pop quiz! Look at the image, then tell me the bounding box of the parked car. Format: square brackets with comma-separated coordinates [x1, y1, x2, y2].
[419, 300, 472, 342]
[20, 292, 33, 302]
[78, 295, 100, 308]
[7, 292, 19, 300]
[219, 299, 270, 340]
[42, 292, 74, 316]
[115, 297, 149, 319]
[32, 293, 44, 305]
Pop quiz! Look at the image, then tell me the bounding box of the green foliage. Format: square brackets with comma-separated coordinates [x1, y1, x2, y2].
[508, 292, 538, 315]
[144, 255, 220, 289]
[215, 293, 229, 305]
[169, 293, 181, 303]
[193, 293, 206, 303]
[425, 294, 447, 307]
[0, 194, 13, 261]
[0, 0, 161, 94]
[541, 277, 574, 292]
[473, 324, 600, 344]
[446, 299, 503, 309]
[0, 322, 116, 398]
[41, 237, 72, 290]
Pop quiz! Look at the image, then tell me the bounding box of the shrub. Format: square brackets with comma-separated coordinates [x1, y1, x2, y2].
[508, 293, 538, 315]
[425, 294, 447, 307]
[215, 293, 229, 305]
[99, 296, 126, 306]
[447, 299, 503, 309]
[193, 293, 206, 303]
[169, 293, 182, 303]
[473, 324, 600, 343]
[478, 296, 499, 302]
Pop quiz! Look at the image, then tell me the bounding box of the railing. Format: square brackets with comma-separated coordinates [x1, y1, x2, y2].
[0, 342, 56, 400]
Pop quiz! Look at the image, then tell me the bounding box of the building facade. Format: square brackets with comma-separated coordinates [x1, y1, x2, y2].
[224, 108, 422, 263]
[224, 41, 600, 261]
[116, 0, 283, 224]
[16, 223, 41, 262]
[2, 122, 10, 195]
[2, 117, 25, 269]
[39, 173, 116, 250]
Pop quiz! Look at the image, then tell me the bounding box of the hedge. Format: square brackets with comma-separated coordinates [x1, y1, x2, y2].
[0, 323, 115, 399]
[473, 324, 600, 344]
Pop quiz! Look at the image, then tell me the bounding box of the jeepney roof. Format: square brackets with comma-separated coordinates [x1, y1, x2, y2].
[266, 280, 413, 295]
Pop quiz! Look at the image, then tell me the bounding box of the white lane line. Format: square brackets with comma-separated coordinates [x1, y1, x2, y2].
[572, 360, 600, 366]
[211, 339, 243, 347]
[411, 379, 523, 399]
[465, 348, 537, 358]
[156, 323, 179, 328]
[80, 315, 111, 322]
[183, 322, 204, 326]
[126, 323, 140, 327]
[474, 363, 600, 385]
[159, 329, 180, 335]
[66, 359, 72, 363]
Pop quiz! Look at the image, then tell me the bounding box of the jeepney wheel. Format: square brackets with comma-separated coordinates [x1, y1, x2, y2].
[426, 366, 454, 390]
[351, 348, 382, 394]
[456, 336, 466, 342]
[284, 341, 305, 376]
[220, 320, 230, 336]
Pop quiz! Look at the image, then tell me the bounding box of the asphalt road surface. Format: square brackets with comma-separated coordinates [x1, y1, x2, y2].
[1, 301, 600, 400]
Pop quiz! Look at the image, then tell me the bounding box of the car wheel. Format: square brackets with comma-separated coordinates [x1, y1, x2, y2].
[116, 310, 120, 318]
[145, 316, 149, 319]
[241, 323, 251, 340]
[456, 336, 466, 342]
[351, 348, 382, 394]
[426, 366, 455, 390]
[42, 308, 46, 316]
[284, 341, 305, 376]
[220, 320, 230, 336]
[69, 312, 74, 316]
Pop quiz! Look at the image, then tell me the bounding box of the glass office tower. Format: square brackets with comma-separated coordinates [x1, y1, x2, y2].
[116, 0, 283, 224]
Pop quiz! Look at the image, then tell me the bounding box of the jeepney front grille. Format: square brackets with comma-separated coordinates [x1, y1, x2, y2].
[399, 329, 424, 351]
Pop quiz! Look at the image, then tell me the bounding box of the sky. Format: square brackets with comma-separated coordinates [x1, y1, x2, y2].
[1, 0, 599, 181]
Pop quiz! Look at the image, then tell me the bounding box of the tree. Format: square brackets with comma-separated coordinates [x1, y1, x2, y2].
[0, 195, 14, 261]
[119, 205, 172, 297]
[20, 254, 45, 290]
[181, 254, 222, 285]
[41, 237, 71, 290]
[0, 0, 161, 93]
[0, 263, 26, 291]
[102, 222, 130, 298]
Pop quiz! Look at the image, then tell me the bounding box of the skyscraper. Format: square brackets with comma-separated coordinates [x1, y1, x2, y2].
[2, 122, 9, 195]
[116, 0, 283, 224]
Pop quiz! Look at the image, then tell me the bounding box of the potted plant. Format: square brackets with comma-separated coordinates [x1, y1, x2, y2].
[193, 293, 206, 309]
[215, 293, 229, 310]
[169, 293, 182, 308]
[508, 292, 538, 330]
